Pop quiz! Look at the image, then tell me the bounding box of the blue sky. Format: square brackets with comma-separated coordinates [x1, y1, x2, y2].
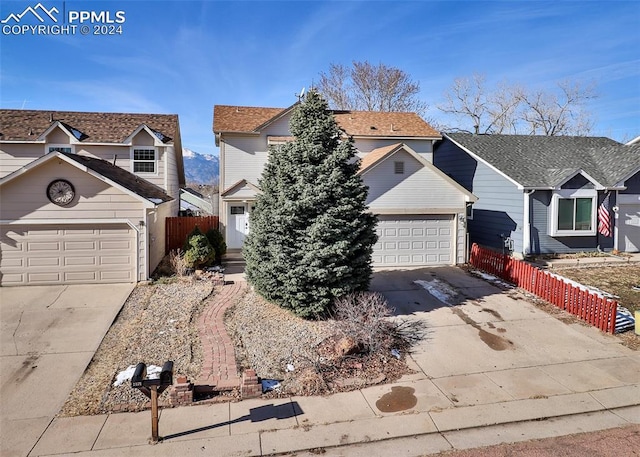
[1, 0, 639, 155]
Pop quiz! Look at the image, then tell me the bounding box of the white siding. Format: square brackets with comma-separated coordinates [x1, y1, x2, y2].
[362, 150, 466, 211]
[0, 144, 44, 177]
[222, 135, 269, 191]
[148, 202, 173, 275]
[355, 138, 434, 162]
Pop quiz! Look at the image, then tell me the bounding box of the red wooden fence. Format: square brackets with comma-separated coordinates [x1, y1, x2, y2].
[165, 216, 219, 255]
[469, 243, 618, 334]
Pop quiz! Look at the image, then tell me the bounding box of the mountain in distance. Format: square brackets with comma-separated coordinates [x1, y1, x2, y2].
[183, 148, 219, 185]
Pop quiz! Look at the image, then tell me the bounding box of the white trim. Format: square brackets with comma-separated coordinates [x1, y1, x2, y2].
[45, 143, 75, 155]
[614, 190, 620, 251]
[36, 121, 81, 143]
[443, 133, 525, 190]
[368, 208, 463, 215]
[123, 124, 167, 146]
[548, 189, 597, 237]
[522, 190, 534, 255]
[556, 169, 606, 190]
[130, 146, 159, 176]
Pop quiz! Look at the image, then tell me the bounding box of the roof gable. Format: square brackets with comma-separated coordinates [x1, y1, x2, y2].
[359, 143, 477, 202]
[0, 151, 172, 206]
[443, 133, 636, 189]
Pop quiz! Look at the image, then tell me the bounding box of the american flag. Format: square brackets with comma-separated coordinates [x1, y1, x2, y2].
[598, 192, 612, 237]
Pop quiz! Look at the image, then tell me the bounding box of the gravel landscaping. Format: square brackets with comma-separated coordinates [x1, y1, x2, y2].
[60, 278, 213, 416]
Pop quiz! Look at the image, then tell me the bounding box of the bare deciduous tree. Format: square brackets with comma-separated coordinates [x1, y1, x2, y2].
[438, 73, 596, 136]
[318, 61, 428, 115]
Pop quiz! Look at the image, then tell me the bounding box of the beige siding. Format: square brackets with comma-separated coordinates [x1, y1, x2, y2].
[362, 150, 466, 211]
[0, 160, 145, 221]
[147, 202, 172, 275]
[0, 144, 44, 177]
[223, 135, 269, 191]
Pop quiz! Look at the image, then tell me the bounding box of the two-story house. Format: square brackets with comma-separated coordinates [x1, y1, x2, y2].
[213, 104, 476, 267]
[0, 109, 185, 285]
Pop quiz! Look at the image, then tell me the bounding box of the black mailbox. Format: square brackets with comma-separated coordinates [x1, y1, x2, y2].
[160, 361, 174, 386]
[131, 363, 147, 388]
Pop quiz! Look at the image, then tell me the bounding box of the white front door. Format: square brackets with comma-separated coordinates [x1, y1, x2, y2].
[227, 204, 249, 249]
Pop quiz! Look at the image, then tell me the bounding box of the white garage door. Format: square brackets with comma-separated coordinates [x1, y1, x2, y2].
[0, 224, 136, 285]
[619, 204, 640, 252]
[373, 215, 454, 266]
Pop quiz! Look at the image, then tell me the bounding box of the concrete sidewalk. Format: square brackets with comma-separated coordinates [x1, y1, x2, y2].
[28, 268, 640, 456]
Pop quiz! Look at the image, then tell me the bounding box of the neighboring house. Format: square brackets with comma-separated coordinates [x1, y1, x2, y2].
[213, 104, 476, 266]
[434, 133, 640, 256]
[180, 187, 217, 216]
[0, 109, 185, 286]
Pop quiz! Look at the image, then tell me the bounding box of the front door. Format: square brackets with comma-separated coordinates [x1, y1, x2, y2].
[228, 204, 249, 249]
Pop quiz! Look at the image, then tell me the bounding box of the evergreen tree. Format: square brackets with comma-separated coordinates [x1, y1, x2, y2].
[243, 90, 378, 318]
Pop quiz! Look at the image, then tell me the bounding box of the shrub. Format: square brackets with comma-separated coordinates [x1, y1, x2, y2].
[205, 228, 227, 264]
[332, 292, 428, 355]
[169, 249, 188, 277]
[183, 232, 215, 269]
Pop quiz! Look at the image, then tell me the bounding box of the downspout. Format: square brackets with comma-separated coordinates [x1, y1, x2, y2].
[522, 190, 535, 257]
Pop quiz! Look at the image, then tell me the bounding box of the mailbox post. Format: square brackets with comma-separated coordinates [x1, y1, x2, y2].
[131, 361, 174, 442]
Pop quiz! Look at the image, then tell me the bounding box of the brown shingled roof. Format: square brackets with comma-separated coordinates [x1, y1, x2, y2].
[0, 109, 179, 143]
[213, 105, 440, 138]
[358, 143, 403, 174]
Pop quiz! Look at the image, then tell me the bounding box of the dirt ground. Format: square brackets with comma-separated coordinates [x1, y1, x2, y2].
[549, 264, 640, 314]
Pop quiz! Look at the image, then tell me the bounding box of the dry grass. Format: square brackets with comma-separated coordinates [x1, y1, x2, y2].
[550, 264, 640, 314]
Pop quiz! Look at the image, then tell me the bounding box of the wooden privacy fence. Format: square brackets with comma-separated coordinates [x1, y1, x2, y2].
[469, 243, 618, 334]
[165, 216, 219, 255]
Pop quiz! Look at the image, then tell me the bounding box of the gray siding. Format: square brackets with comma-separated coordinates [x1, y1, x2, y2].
[621, 170, 640, 194]
[530, 191, 613, 253]
[434, 139, 524, 255]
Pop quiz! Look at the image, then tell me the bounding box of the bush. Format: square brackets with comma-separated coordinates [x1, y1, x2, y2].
[205, 228, 226, 264]
[169, 249, 188, 277]
[332, 292, 428, 356]
[183, 231, 215, 269]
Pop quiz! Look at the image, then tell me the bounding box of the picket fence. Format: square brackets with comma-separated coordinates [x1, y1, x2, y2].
[165, 216, 219, 255]
[469, 243, 618, 334]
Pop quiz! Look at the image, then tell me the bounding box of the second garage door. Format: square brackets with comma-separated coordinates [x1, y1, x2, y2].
[0, 224, 136, 286]
[372, 215, 454, 266]
[618, 204, 640, 252]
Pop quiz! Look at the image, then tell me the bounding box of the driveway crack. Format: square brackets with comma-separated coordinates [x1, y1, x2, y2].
[12, 310, 24, 355]
[46, 285, 67, 308]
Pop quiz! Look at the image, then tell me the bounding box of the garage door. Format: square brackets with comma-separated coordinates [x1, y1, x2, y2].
[619, 204, 640, 252]
[372, 215, 454, 266]
[0, 224, 136, 285]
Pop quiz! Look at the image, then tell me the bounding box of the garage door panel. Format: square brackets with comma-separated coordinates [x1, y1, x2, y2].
[374, 215, 455, 267]
[28, 257, 59, 267]
[28, 241, 60, 251]
[1, 224, 135, 286]
[619, 204, 639, 253]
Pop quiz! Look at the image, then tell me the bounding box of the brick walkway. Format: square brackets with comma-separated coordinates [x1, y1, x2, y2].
[196, 280, 247, 390]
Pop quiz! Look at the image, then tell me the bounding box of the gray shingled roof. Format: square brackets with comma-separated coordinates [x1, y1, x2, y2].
[444, 133, 640, 188]
[61, 152, 173, 203]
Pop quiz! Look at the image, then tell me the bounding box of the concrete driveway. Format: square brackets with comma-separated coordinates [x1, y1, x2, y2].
[370, 266, 639, 405]
[0, 284, 134, 457]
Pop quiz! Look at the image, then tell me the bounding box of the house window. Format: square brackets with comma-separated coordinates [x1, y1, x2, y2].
[47, 144, 73, 154]
[132, 148, 156, 173]
[230, 206, 245, 215]
[466, 204, 474, 220]
[549, 191, 596, 236]
[394, 161, 404, 174]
